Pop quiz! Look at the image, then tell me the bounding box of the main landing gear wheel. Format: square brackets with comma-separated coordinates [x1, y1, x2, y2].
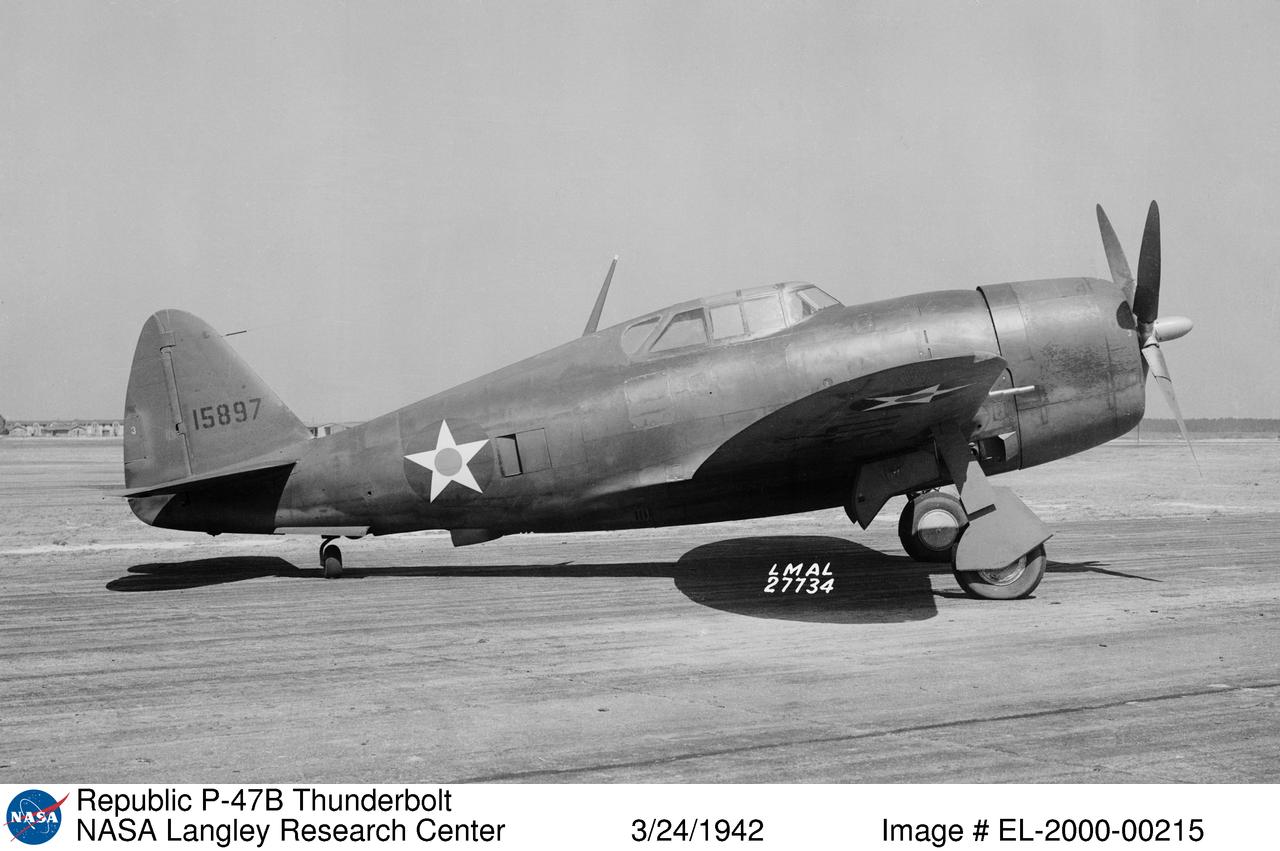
[320, 539, 343, 579]
[953, 544, 1046, 600]
[899, 491, 966, 563]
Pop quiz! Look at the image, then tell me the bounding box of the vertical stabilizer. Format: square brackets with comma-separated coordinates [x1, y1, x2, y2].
[123, 310, 311, 489]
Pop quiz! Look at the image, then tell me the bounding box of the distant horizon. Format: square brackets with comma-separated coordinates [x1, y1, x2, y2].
[3, 415, 1278, 430]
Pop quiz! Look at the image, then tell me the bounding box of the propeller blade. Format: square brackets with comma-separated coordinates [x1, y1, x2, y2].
[1133, 201, 1161, 326]
[1096, 205, 1135, 306]
[1142, 342, 1200, 476]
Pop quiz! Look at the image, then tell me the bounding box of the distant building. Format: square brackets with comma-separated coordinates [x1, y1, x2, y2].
[5, 419, 343, 439]
[309, 423, 352, 438]
[82, 421, 121, 437]
[0, 420, 123, 438]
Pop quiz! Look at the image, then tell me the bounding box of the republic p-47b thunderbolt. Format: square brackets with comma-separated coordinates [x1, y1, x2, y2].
[121, 202, 1192, 599]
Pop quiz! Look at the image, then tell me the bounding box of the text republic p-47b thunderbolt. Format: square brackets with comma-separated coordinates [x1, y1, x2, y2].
[121, 202, 1192, 599]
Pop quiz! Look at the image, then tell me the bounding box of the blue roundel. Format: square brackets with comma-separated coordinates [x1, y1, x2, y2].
[6, 789, 63, 845]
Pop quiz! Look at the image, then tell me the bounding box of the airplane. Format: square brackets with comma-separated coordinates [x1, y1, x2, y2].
[120, 202, 1192, 600]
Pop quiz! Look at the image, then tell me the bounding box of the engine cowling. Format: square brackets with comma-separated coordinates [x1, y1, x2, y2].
[978, 277, 1146, 469]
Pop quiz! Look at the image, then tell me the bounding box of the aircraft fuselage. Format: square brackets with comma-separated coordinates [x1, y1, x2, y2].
[133, 276, 1144, 540]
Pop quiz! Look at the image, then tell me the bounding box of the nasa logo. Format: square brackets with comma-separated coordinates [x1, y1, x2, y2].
[6, 789, 68, 845]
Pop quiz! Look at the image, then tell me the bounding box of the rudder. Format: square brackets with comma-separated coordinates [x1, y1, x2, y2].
[123, 309, 312, 490]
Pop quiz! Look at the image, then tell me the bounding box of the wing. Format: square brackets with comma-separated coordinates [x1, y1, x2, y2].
[695, 352, 1006, 479]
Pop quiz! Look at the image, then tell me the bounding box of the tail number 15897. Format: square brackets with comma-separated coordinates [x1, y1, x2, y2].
[191, 398, 262, 430]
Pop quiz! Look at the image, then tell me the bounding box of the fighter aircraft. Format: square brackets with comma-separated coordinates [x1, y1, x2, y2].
[121, 202, 1191, 599]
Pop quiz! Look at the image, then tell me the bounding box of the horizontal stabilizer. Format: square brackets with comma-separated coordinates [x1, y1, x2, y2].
[119, 458, 297, 498]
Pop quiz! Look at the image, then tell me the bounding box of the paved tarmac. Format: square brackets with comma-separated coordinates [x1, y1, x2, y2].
[2, 439, 1278, 783]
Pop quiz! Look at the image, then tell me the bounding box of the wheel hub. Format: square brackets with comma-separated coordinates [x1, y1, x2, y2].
[976, 554, 1028, 586]
[917, 508, 960, 550]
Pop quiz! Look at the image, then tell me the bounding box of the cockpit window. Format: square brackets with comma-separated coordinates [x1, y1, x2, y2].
[785, 286, 840, 324]
[621, 317, 660, 353]
[709, 303, 746, 340]
[650, 308, 708, 352]
[628, 284, 841, 358]
[742, 295, 786, 336]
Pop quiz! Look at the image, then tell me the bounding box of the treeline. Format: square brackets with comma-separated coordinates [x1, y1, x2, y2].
[1137, 418, 1279, 434]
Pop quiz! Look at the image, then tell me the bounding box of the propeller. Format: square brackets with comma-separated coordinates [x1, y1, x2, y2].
[1096, 205, 1135, 306]
[1097, 201, 1199, 473]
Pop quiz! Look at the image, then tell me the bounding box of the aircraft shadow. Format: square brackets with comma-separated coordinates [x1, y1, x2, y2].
[1045, 560, 1159, 582]
[107, 556, 306, 591]
[671, 536, 937, 623]
[110, 535, 941, 624]
[108, 542, 1152, 622]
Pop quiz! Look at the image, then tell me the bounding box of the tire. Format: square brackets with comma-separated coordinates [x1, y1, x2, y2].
[898, 491, 966, 563]
[953, 544, 1046, 600]
[321, 544, 343, 579]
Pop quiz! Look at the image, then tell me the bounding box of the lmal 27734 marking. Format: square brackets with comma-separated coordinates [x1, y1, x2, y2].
[190, 398, 262, 431]
[763, 562, 834, 594]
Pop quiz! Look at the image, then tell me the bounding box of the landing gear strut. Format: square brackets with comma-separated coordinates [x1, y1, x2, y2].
[320, 537, 343, 579]
[898, 490, 966, 564]
[927, 422, 1052, 600]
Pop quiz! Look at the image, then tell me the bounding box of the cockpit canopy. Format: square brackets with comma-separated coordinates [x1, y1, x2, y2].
[619, 282, 841, 357]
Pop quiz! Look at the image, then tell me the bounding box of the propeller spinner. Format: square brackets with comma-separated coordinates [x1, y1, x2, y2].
[1097, 201, 1198, 472]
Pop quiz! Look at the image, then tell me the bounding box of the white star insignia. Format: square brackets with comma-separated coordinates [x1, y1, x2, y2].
[404, 419, 490, 501]
[865, 383, 970, 410]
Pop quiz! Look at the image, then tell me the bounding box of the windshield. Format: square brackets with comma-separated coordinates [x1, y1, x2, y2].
[650, 308, 708, 352]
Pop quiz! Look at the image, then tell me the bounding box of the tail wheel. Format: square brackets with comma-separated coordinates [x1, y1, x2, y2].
[899, 491, 966, 563]
[321, 543, 343, 579]
[953, 544, 1046, 600]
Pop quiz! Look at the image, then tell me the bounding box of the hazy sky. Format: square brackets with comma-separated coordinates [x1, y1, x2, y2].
[3, 1, 1278, 422]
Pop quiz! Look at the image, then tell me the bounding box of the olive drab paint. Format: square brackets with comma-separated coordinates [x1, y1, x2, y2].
[120, 203, 1191, 599]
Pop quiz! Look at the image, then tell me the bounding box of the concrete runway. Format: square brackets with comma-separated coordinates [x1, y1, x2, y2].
[2, 439, 1278, 782]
